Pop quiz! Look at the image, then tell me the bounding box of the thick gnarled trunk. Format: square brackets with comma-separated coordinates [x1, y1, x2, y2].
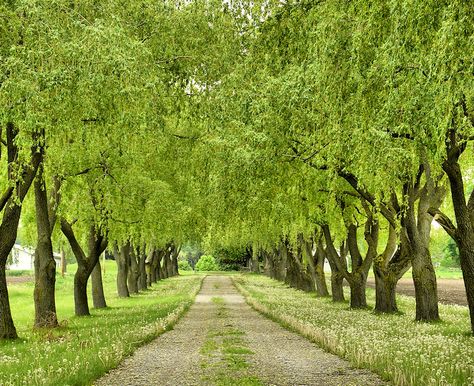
[374, 268, 398, 313]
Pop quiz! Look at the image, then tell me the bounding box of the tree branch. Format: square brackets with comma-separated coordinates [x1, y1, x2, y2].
[60, 218, 87, 265]
[428, 208, 457, 240]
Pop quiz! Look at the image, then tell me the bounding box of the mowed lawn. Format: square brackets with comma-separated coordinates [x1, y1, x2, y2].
[1, 261, 203, 386]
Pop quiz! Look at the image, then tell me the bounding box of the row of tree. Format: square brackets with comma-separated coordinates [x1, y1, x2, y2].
[0, 0, 247, 339]
[190, 0, 474, 334]
[0, 0, 473, 340]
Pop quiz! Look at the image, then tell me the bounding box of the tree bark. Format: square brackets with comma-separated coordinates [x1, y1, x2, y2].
[284, 240, 313, 292]
[115, 244, 129, 297]
[0, 124, 42, 339]
[274, 242, 287, 281]
[249, 248, 260, 273]
[74, 265, 90, 316]
[61, 221, 107, 316]
[0, 264, 17, 339]
[128, 248, 139, 294]
[374, 267, 398, 313]
[304, 238, 329, 297]
[314, 248, 329, 296]
[438, 147, 474, 332]
[33, 165, 58, 327]
[60, 246, 66, 277]
[91, 260, 107, 308]
[322, 226, 346, 302]
[348, 273, 367, 308]
[165, 248, 174, 278]
[138, 248, 147, 291]
[170, 244, 180, 276]
[156, 250, 164, 280]
[403, 168, 443, 322]
[328, 260, 345, 302]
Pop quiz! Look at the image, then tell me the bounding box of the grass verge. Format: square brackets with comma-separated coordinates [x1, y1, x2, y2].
[1, 261, 203, 385]
[234, 274, 474, 386]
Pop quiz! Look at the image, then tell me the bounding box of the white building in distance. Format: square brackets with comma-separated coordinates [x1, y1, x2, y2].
[6, 244, 61, 271]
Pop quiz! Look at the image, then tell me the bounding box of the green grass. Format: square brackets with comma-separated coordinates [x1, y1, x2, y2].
[235, 275, 474, 386]
[1, 260, 203, 386]
[434, 266, 464, 279]
[5, 269, 33, 277]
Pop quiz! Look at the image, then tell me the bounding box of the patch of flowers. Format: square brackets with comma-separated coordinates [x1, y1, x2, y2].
[235, 275, 474, 386]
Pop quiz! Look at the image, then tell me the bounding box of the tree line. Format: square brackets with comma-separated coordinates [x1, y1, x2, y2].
[0, 0, 473, 340]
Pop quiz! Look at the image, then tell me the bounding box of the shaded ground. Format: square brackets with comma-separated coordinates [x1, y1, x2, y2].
[366, 278, 467, 306]
[96, 275, 385, 386]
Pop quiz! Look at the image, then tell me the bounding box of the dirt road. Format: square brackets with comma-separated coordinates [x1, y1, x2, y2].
[96, 275, 385, 385]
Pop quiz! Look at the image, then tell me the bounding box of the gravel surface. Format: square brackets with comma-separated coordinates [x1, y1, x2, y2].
[95, 275, 385, 386]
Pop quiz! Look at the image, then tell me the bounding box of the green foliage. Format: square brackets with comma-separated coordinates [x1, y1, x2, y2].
[178, 260, 193, 271]
[195, 255, 220, 271]
[443, 238, 460, 266]
[214, 247, 249, 271]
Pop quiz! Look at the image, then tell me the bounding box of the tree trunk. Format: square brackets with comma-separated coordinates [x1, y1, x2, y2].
[0, 264, 17, 339]
[128, 248, 139, 294]
[458, 242, 474, 334]
[61, 221, 107, 317]
[166, 250, 174, 278]
[74, 265, 90, 316]
[149, 250, 159, 283]
[285, 246, 313, 292]
[138, 250, 147, 290]
[274, 243, 287, 281]
[330, 267, 345, 302]
[440, 154, 474, 333]
[171, 246, 179, 276]
[60, 247, 66, 277]
[0, 124, 42, 339]
[348, 274, 367, 308]
[305, 239, 329, 297]
[374, 266, 398, 313]
[249, 249, 260, 273]
[115, 244, 129, 297]
[411, 246, 439, 321]
[146, 250, 155, 286]
[314, 255, 329, 296]
[156, 250, 164, 280]
[33, 167, 58, 328]
[91, 260, 107, 308]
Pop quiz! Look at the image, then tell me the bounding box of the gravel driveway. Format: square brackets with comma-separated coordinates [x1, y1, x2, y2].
[95, 275, 385, 385]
